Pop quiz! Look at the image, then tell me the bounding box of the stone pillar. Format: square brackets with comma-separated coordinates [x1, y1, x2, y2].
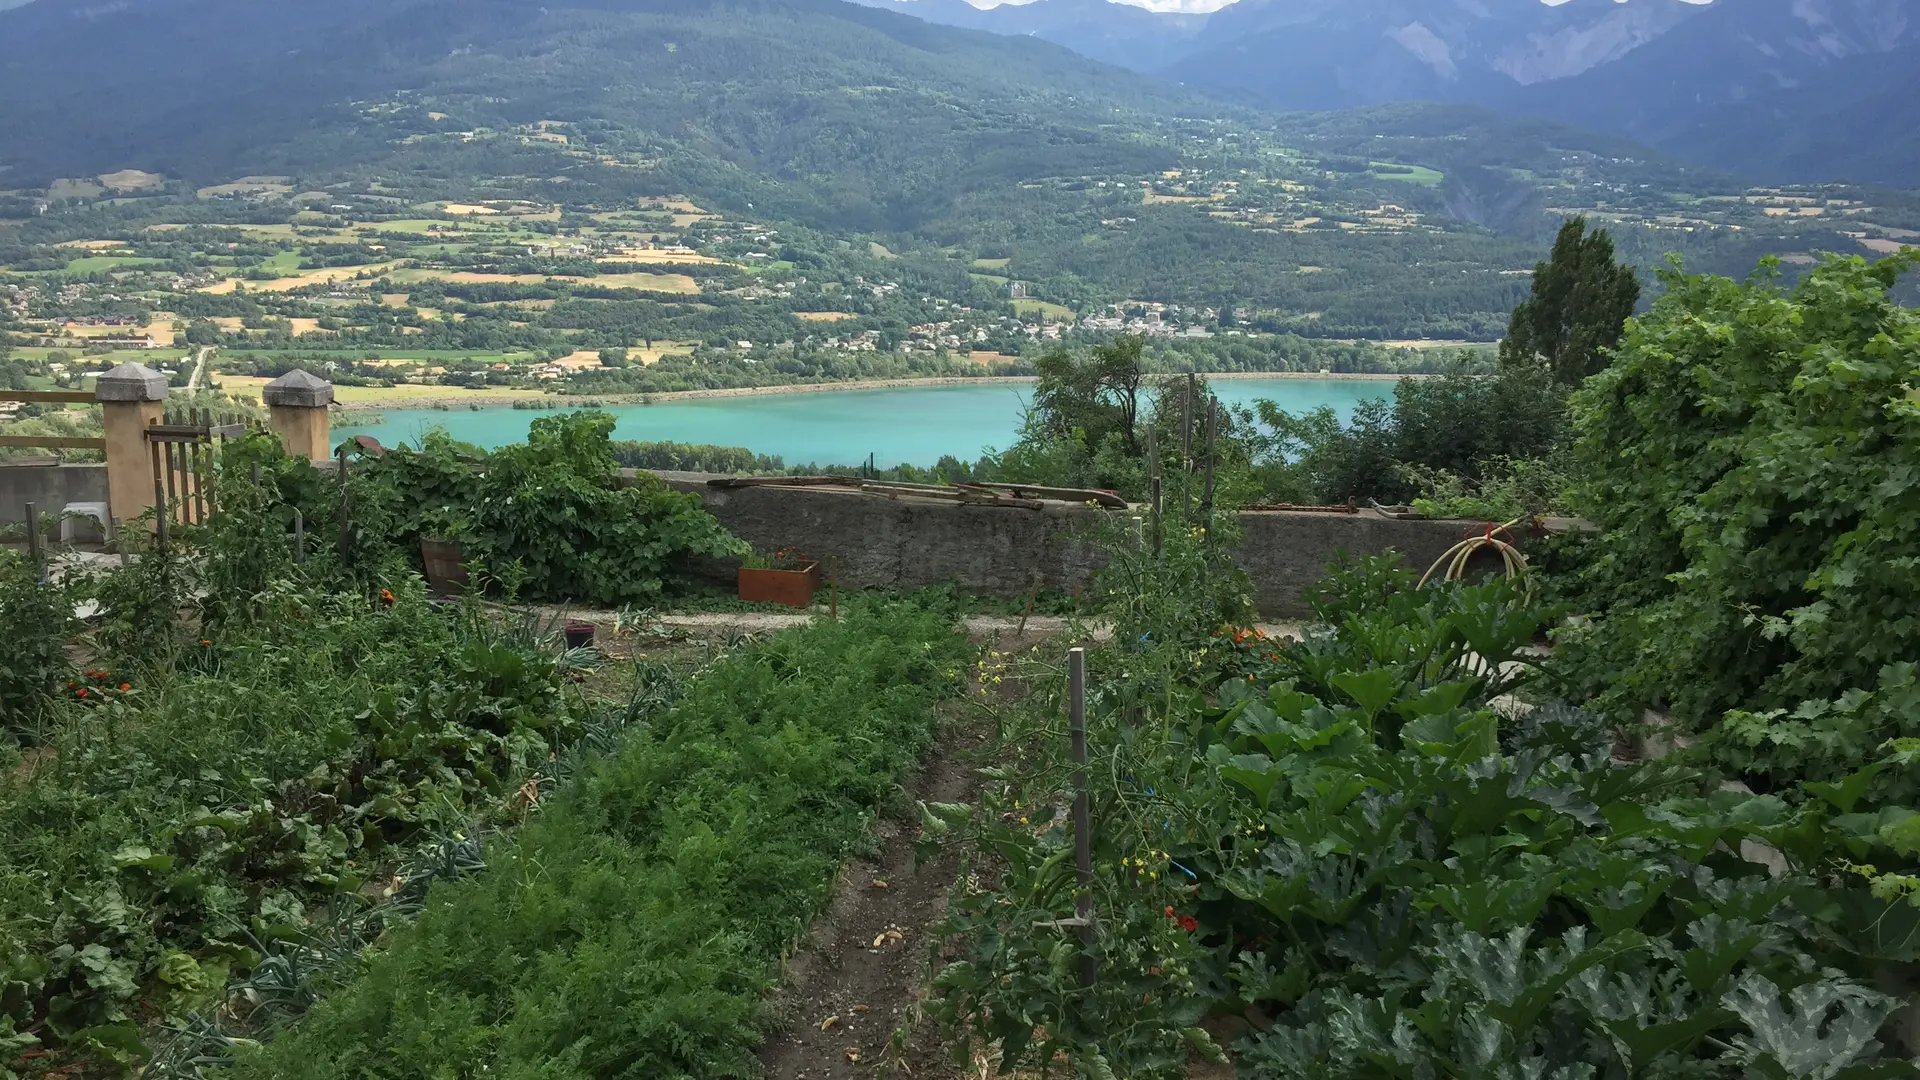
[263, 369, 334, 460]
[96, 361, 168, 529]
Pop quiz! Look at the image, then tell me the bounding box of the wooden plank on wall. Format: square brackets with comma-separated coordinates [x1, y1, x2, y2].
[0, 436, 108, 449]
[0, 390, 97, 404]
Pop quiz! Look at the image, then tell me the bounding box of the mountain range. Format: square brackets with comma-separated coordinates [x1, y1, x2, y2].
[0, 0, 1211, 232]
[854, 0, 1920, 184]
[0, 0, 1900, 341]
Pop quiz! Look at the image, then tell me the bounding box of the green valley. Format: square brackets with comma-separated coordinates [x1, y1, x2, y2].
[2, 0, 1913, 414]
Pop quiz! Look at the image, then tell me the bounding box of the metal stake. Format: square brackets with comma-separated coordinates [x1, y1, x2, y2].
[293, 510, 306, 565]
[1069, 646, 1096, 988]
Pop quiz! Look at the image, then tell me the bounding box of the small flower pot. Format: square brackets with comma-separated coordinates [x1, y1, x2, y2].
[738, 562, 820, 608]
[564, 620, 596, 650]
[420, 537, 469, 599]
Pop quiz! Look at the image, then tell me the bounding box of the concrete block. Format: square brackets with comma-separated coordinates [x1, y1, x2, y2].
[94, 362, 168, 402]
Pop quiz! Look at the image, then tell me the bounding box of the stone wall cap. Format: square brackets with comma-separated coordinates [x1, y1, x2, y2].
[263, 369, 334, 408]
[94, 362, 168, 402]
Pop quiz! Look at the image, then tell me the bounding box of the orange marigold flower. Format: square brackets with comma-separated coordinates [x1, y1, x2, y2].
[119, 683, 131, 692]
[380, 589, 396, 606]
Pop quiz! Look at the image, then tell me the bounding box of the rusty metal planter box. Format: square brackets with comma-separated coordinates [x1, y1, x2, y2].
[737, 562, 820, 608]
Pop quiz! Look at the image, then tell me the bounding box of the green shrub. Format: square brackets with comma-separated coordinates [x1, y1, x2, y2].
[1559, 252, 1920, 729]
[1253, 364, 1566, 506]
[931, 557, 1916, 1080]
[0, 553, 77, 734]
[232, 601, 968, 1080]
[348, 412, 748, 605]
[608, 438, 785, 473]
[1402, 453, 1574, 521]
[0, 572, 581, 1073]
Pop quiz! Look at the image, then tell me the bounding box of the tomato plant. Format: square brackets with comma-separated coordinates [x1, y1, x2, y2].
[931, 540, 1919, 1079]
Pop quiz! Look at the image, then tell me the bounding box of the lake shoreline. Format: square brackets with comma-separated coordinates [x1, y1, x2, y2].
[330, 371, 1414, 419]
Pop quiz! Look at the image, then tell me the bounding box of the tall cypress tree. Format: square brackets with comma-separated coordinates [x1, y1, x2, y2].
[1500, 216, 1640, 386]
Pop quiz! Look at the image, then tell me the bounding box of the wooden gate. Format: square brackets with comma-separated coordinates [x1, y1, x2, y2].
[146, 409, 244, 526]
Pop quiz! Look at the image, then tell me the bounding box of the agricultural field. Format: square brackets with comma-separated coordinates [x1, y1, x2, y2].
[4, 118, 1914, 412]
[4, 257, 1920, 1080]
[212, 375, 552, 404]
[1369, 160, 1444, 186]
[1012, 298, 1076, 321]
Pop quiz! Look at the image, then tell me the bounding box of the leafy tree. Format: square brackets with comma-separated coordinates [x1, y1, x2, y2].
[0, 339, 27, 390]
[598, 346, 630, 368]
[1254, 396, 1405, 505]
[1029, 335, 1147, 455]
[1499, 216, 1640, 386]
[1251, 363, 1567, 506]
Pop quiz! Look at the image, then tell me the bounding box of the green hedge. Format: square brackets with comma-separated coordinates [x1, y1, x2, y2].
[234, 601, 968, 1079]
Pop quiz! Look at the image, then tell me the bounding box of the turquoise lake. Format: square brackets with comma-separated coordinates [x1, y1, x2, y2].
[335, 377, 1394, 468]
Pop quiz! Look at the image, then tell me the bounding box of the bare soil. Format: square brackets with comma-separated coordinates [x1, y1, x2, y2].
[757, 708, 985, 1080]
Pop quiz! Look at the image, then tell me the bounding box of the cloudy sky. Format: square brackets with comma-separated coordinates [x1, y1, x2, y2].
[963, 0, 1714, 14]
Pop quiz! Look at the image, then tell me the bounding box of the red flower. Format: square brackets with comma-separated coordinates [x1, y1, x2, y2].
[76, 688, 88, 699]
[119, 683, 131, 692]
[1178, 916, 1199, 933]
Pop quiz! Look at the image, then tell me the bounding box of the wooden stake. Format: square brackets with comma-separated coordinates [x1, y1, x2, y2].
[150, 434, 169, 557]
[24, 502, 41, 579]
[293, 510, 306, 565]
[1017, 579, 1037, 638]
[1069, 646, 1096, 988]
[1181, 374, 1195, 523]
[1200, 397, 1219, 527]
[829, 557, 839, 620]
[336, 444, 351, 566]
[1146, 426, 1163, 560]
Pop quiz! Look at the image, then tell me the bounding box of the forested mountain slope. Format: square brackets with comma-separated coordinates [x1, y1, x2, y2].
[856, 0, 1917, 185]
[0, 0, 1204, 232]
[0, 0, 1903, 344]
